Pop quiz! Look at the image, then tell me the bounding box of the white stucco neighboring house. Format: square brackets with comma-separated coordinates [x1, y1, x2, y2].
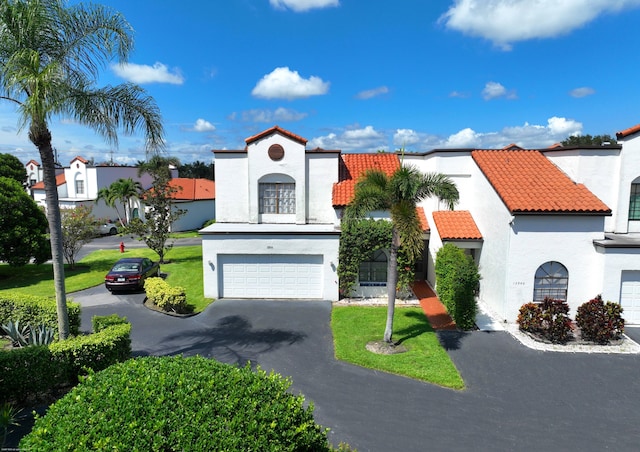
[167, 178, 215, 232]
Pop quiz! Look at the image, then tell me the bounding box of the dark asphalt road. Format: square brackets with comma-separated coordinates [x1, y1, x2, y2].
[64, 286, 640, 452]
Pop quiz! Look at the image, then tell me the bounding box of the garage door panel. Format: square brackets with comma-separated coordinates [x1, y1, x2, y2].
[620, 271, 640, 324]
[220, 255, 323, 299]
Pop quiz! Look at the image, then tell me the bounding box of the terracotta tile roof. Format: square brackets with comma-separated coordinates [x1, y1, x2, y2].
[70, 156, 88, 164]
[472, 150, 611, 215]
[26, 159, 40, 167]
[167, 178, 215, 200]
[32, 173, 65, 190]
[332, 153, 400, 206]
[432, 210, 482, 240]
[417, 206, 430, 232]
[245, 125, 307, 145]
[616, 123, 640, 139]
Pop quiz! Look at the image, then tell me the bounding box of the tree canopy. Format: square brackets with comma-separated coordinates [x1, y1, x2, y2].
[0, 154, 27, 184]
[561, 134, 617, 146]
[0, 176, 50, 266]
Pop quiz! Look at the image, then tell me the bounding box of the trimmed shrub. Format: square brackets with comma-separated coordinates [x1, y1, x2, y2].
[518, 298, 572, 343]
[49, 323, 131, 383]
[144, 277, 189, 313]
[517, 302, 543, 333]
[0, 346, 67, 405]
[575, 295, 624, 344]
[92, 314, 128, 333]
[0, 292, 80, 336]
[435, 244, 480, 330]
[21, 356, 335, 451]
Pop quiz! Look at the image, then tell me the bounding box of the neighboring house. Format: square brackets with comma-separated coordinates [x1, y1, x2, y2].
[202, 124, 640, 326]
[166, 178, 215, 232]
[27, 157, 209, 232]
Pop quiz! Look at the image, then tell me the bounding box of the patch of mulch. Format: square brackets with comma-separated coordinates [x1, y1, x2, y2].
[366, 340, 408, 355]
[142, 298, 196, 317]
[521, 325, 624, 346]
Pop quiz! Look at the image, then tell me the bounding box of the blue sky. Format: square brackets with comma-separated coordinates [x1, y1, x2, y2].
[3, 0, 640, 166]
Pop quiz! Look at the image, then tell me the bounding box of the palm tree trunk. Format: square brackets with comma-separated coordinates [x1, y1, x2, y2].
[32, 126, 70, 340]
[384, 227, 400, 343]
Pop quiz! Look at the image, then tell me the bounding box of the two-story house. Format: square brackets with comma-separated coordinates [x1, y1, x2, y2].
[203, 124, 640, 325]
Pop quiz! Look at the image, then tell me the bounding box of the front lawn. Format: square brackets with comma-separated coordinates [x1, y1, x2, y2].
[0, 246, 213, 313]
[332, 306, 464, 389]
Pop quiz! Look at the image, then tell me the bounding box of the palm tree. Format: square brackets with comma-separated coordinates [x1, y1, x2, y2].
[96, 186, 124, 225]
[110, 178, 143, 225]
[0, 0, 164, 339]
[344, 164, 459, 344]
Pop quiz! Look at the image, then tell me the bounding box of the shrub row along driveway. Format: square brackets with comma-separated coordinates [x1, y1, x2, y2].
[74, 287, 640, 452]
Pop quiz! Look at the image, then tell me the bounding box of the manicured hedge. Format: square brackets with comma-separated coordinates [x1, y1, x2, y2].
[92, 313, 128, 333]
[0, 346, 66, 405]
[144, 277, 189, 313]
[0, 321, 131, 405]
[0, 292, 80, 336]
[434, 243, 480, 330]
[22, 356, 334, 451]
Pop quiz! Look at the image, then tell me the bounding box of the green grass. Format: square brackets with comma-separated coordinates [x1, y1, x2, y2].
[169, 230, 200, 239]
[332, 306, 464, 389]
[0, 246, 213, 313]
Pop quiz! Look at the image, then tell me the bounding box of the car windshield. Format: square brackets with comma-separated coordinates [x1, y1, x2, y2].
[112, 263, 140, 272]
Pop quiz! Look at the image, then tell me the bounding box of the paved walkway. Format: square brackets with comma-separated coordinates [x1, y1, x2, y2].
[412, 280, 457, 330]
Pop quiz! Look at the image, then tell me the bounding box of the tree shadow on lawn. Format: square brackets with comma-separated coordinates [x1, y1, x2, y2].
[393, 310, 435, 345]
[0, 264, 96, 291]
[156, 315, 307, 367]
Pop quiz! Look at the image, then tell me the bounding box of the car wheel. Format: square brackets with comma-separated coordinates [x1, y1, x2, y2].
[109, 227, 117, 235]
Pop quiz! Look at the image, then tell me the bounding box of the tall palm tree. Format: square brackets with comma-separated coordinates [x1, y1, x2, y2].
[344, 165, 459, 343]
[96, 186, 124, 225]
[0, 0, 164, 339]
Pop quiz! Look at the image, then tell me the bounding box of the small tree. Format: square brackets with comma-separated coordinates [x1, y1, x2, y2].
[60, 206, 98, 269]
[0, 177, 51, 266]
[127, 156, 185, 263]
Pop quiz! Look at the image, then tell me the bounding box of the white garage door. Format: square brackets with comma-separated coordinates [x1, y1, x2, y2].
[620, 271, 640, 324]
[220, 255, 323, 299]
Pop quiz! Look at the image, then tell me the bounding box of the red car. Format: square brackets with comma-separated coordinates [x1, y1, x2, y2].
[105, 257, 160, 292]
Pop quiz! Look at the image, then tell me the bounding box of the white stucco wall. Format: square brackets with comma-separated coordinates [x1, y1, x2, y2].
[613, 133, 640, 233]
[214, 153, 249, 223]
[544, 148, 620, 232]
[306, 152, 340, 224]
[596, 245, 640, 309]
[170, 200, 215, 232]
[201, 224, 340, 300]
[500, 215, 606, 322]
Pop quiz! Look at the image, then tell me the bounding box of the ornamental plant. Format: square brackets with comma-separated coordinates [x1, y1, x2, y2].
[518, 298, 572, 343]
[517, 302, 542, 333]
[21, 356, 336, 451]
[575, 295, 624, 344]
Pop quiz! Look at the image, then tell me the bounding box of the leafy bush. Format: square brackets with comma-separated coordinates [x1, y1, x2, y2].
[434, 243, 480, 330]
[144, 277, 190, 313]
[22, 356, 336, 451]
[91, 313, 128, 333]
[0, 346, 66, 405]
[517, 302, 542, 333]
[49, 323, 131, 382]
[517, 298, 572, 343]
[575, 295, 624, 344]
[0, 292, 80, 337]
[201, 218, 216, 228]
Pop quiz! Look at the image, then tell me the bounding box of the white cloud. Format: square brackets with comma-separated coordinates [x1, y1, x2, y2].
[440, 0, 640, 50]
[111, 62, 184, 84]
[482, 81, 516, 100]
[570, 87, 596, 98]
[449, 90, 470, 98]
[269, 0, 339, 12]
[308, 125, 385, 151]
[236, 107, 307, 123]
[355, 86, 389, 100]
[393, 129, 421, 147]
[252, 67, 329, 100]
[188, 119, 216, 132]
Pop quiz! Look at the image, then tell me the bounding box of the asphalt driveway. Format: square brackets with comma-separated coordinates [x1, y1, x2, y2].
[66, 285, 640, 452]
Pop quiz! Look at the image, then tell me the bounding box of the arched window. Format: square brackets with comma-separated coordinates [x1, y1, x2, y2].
[629, 177, 640, 221]
[259, 174, 295, 214]
[359, 249, 387, 286]
[533, 261, 568, 302]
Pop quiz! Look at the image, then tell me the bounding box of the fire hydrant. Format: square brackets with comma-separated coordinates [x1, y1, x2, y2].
[119, 241, 125, 253]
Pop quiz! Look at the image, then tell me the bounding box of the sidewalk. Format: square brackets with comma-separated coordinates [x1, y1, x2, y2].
[411, 280, 457, 330]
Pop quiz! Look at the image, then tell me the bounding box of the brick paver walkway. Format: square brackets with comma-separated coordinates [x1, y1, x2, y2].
[411, 280, 457, 330]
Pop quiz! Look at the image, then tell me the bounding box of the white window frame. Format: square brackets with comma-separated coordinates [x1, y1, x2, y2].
[259, 182, 295, 214]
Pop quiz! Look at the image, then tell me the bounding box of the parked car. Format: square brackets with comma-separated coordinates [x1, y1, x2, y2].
[104, 257, 160, 292]
[97, 221, 119, 236]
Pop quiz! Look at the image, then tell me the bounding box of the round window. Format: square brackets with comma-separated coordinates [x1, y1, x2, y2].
[268, 144, 285, 161]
